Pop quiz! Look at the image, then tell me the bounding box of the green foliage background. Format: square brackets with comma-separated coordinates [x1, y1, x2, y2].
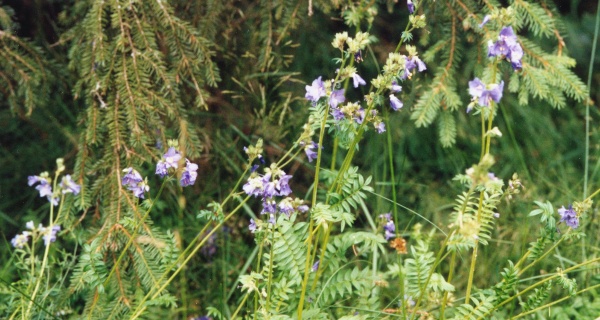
[2, 0, 600, 318]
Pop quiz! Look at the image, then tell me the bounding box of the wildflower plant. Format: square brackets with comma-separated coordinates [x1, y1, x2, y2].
[3, 1, 600, 320]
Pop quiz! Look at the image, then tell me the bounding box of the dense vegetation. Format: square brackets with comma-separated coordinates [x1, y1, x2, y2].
[2, 0, 600, 319]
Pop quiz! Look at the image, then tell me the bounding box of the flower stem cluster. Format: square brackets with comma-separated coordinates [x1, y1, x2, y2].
[28, 158, 80, 206]
[122, 141, 199, 198]
[11, 221, 61, 248]
[155, 141, 199, 187]
[467, 78, 504, 112]
[243, 162, 308, 230]
[488, 26, 523, 70]
[379, 213, 396, 240]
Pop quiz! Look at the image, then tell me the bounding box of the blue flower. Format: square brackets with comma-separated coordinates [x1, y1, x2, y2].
[122, 167, 149, 198]
[330, 107, 345, 121]
[351, 72, 366, 88]
[391, 80, 402, 93]
[180, 159, 198, 187]
[468, 78, 504, 108]
[380, 213, 396, 240]
[122, 167, 143, 186]
[488, 27, 523, 70]
[249, 219, 257, 233]
[390, 94, 403, 111]
[558, 205, 579, 229]
[375, 121, 386, 134]
[11, 231, 30, 249]
[156, 147, 182, 177]
[407, 0, 415, 14]
[41, 225, 61, 245]
[479, 15, 491, 28]
[60, 174, 81, 195]
[305, 76, 326, 104]
[329, 89, 346, 108]
[312, 260, 320, 272]
[28, 174, 59, 205]
[261, 198, 278, 214]
[303, 141, 318, 162]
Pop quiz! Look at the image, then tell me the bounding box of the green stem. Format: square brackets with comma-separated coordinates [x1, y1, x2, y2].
[464, 192, 485, 305]
[478, 256, 600, 319]
[512, 282, 600, 319]
[231, 292, 251, 320]
[25, 171, 61, 318]
[297, 53, 347, 318]
[265, 224, 276, 312]
[584, 0, 600, 198]
[440, 249, 457, 320]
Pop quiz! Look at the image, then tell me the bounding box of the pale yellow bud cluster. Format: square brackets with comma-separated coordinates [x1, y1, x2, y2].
[383, 53, 406, 75]
[347, 32, 371, 54]
[340, 102, 361, 119]
[56, 158, 65, 175]
[337, 66, 356, 80]
[409, 14, 427, 29]
[331, 32, 349, 50]
[244, 139, 264, 162]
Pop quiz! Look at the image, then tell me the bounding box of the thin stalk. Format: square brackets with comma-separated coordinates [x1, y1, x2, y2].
[517, 230, 570, 275]
[464, 192, 485, 304]
[129, 196, 251, 319]
[297, 54, 347, 318]
[253, 239, 264, 320]
[25, 173, 61, 318]
[265, 224, 276, 312]
[439, 249, 457, 320]
[512, 283, 600, 319]
[478, 256, 600, 319]
[231, 292, 251, 320]
[385, 112, 399, 227]
[584, 0, 600, 198]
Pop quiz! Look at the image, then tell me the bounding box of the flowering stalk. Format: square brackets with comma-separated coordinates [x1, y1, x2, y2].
[25, 166, 63, 319]
[297, 52, 348, 318]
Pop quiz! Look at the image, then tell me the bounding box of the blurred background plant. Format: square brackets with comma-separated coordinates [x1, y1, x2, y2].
[1, 0, 600, 318]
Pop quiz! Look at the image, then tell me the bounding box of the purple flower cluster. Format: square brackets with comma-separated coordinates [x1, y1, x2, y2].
[243, 164, 308, 230]
[401, 56, 427, 80]
[488, 27, 523, 70]
[28, 175, 59, 206]
[301, 141, 319, 162]
[29, 173, 81, 206]
[11, 221, 61, 248]
[407, 0, 415, 14]
[305, 76, 327, 105]
[11, 230, 30, 248]
[41, 225, 61, 245]
[305, 76, 347, 109]
[380, 213, 396, 240]
[60, 175, 81, 195]
[122, 167, 150, 199]
[558, 205, 579, 229]
[351, 72, 366, 88]
[156, 147, 181, 177]
[468, 78, 504, 111]
[156, 147, 199, 187]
